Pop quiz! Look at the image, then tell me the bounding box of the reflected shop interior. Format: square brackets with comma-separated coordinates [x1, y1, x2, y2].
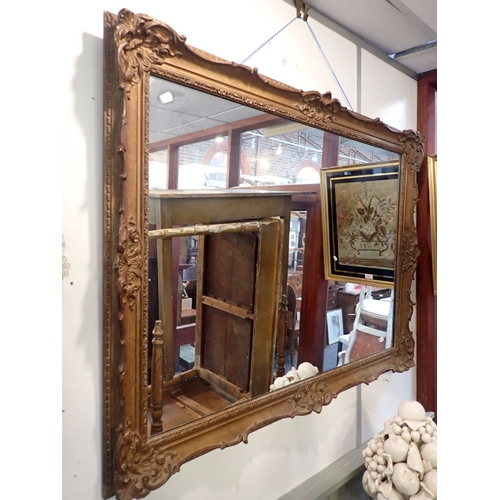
[146, 76, 399, 434]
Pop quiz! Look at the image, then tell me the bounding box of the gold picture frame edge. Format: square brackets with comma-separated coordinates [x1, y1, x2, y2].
[428, 155, 437, 295]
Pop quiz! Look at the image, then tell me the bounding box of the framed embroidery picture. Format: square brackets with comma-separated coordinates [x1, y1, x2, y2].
[320, 161, 399, 286]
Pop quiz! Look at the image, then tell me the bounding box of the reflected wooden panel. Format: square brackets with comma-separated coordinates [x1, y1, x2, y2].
[147, 189, 291, 435]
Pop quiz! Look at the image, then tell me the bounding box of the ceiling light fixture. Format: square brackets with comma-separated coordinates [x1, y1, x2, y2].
[159, 91, 173, 104]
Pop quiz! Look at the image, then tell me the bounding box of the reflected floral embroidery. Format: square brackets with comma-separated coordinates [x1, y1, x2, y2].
[336, 180, 398, 268]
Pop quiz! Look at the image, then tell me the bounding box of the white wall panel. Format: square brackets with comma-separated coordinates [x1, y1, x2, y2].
[147, 389, 358, 500]
[243, 14, 357, 110]
[360, 49, 418, 130]
[360, 368, 416, 443]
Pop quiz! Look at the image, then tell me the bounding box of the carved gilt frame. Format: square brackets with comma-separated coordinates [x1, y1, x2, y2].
[102, 9, 423, 499]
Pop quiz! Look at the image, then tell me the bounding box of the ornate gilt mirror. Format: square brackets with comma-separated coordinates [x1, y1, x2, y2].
[103, 9, 423, 500]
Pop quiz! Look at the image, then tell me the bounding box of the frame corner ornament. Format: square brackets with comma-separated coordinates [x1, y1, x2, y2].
[115, 9, 187, 96]
[115, 421, 179, 500]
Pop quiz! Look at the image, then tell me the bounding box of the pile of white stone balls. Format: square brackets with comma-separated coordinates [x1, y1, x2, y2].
[362, 400, 437, 500]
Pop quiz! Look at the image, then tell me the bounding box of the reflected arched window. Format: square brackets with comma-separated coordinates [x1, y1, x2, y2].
[294, 161, 320, 184]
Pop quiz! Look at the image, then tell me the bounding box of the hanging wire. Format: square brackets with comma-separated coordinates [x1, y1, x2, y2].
[240, 17, 298, 65]
[305, 21, 353, 110]
[240, 15, 354, 111]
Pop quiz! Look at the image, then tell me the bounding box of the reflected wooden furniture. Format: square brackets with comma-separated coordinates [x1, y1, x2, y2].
[149, 189, 291, 412]
[285, 285, 300, 365]
[180, 308, 196, 324]
[326, 282, 343, 311]
[287, 271, 303, 297]
[336, 289, 360, 335]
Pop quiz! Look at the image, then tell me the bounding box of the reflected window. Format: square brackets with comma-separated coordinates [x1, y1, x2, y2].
[239, 125, 324, 186]
[149, 150, 168, 190]
[295, 165, 320, 183]
[178, 136, 228, 189]
[338, 138, 398, 166]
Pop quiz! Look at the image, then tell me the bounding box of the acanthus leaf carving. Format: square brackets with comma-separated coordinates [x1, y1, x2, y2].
[116, 8, 186, 96]
[399, 129, 425, 167]
[295, 91, 403, 137]
[290, 382, 331, 413]
[115, 421, 179, 500]
[114, 211, 143, 319]
[295, 91, 343, 123]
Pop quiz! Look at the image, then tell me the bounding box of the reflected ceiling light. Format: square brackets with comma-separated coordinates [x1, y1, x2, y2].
[215, 136, 224, 143]
[276, 144, 283, 155]
[159, 91, 173, 104]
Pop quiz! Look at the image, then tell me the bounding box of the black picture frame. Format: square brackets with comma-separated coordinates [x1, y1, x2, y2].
[320, 161, 399, 286]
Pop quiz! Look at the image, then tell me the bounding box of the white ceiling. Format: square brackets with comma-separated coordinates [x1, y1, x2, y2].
[299, 0, 437, 75]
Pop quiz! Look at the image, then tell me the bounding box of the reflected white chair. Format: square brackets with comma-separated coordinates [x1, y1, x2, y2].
[337, 286, 394, 366]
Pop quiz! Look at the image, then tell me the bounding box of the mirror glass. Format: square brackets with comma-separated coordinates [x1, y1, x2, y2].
[147, 76, 400, 435]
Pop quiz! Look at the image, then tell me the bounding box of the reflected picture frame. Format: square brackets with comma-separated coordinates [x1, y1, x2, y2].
[320, 161, 400, 286]
[326, 308, 343, 345]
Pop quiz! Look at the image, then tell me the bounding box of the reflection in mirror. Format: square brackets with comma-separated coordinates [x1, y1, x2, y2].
[325, 282, 394, 370]
[285, 210, 306, 370]
[147, 190, 290, 435]
[146, 74, 401, 435]
[149, 76, 399, 190]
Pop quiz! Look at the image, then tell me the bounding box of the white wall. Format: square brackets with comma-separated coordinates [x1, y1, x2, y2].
[60, 1, 417, 499]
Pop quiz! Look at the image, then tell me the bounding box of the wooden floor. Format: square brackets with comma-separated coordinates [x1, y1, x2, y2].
[148, 374, 239, 433]
[148, 343, 340, 435]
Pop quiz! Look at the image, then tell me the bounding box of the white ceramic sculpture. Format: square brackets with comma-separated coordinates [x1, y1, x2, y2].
[269, 362, 319, 391]
[362, 400, 437, 499]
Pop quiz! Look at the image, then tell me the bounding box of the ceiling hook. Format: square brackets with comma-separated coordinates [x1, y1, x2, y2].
[294, 0, 311, 21]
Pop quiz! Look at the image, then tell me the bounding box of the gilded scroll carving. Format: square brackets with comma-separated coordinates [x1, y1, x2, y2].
[295, 91, 405, 138]
[291, 382, 330, 414]
[114, 212, 143, 319]
[115, 422, 179, 500]
[115, 9, 186, 96]
[399, 231, 419, 276]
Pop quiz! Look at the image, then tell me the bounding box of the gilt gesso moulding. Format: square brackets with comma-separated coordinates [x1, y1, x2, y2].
[102, 9, 423, 499]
